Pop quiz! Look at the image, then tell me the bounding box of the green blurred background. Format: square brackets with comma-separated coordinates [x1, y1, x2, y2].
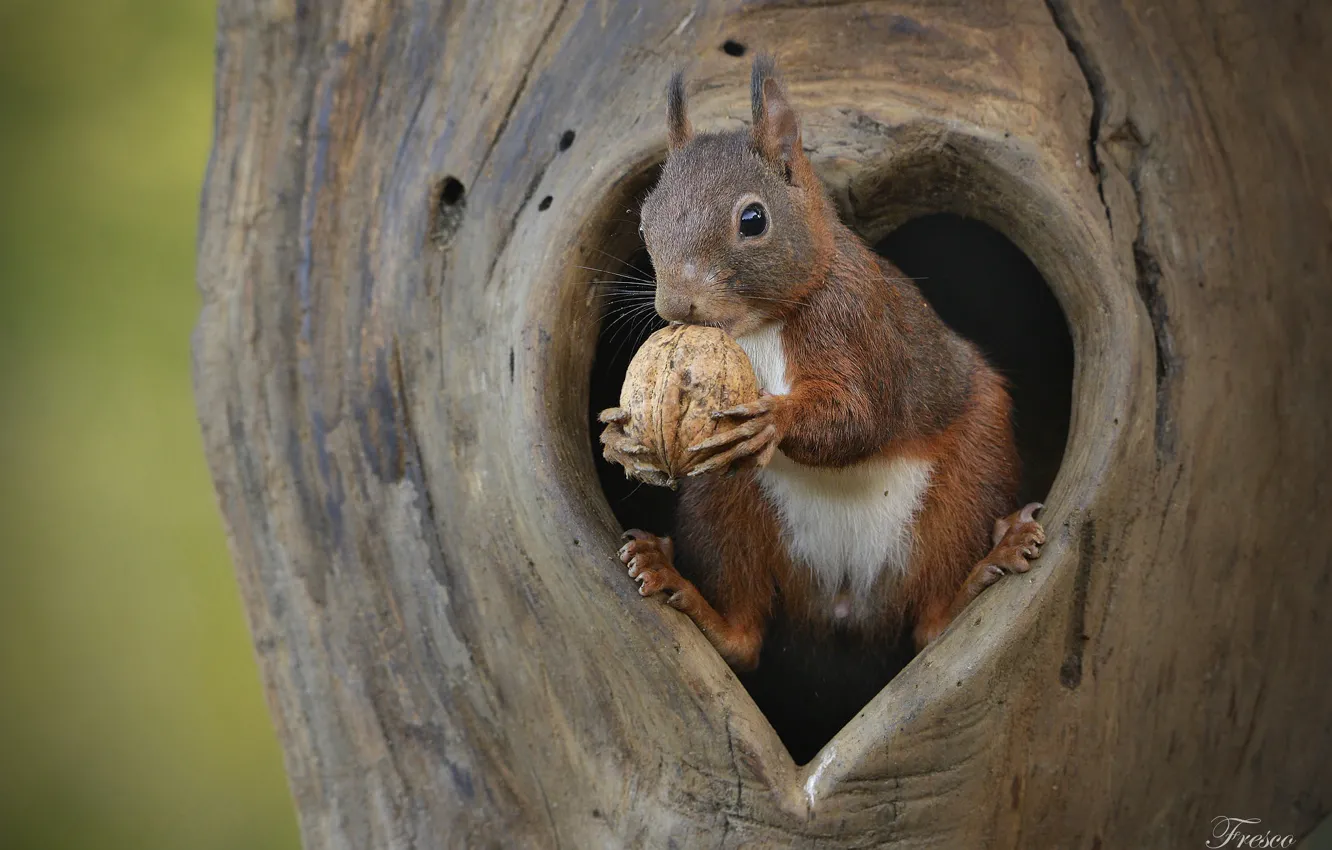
[0, 1, 299, 848]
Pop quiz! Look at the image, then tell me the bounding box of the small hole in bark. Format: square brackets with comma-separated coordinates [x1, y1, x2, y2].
[721, 40, 747, 57]
[439, 176, 465, 205]
[430, 176, 467, 248]
[538, 195, 553, 211]
[559, 130, 576, 151]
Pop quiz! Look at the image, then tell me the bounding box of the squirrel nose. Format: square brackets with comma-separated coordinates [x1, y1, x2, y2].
[656, 289, 695, 323]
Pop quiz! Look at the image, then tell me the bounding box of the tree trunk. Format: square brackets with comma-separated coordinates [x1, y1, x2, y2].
[194, 0, 1332, 846]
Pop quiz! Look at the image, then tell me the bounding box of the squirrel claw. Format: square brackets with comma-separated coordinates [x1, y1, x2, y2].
[619, 530, 673, 561]
[600, 416, 667, 485]
[982, 504, 1047, 575]
[631, 465, 673, 489]
[959, 506, 1047, 603]
[711, 394, 778, 420]
[992, 502, 1044, 546]
[687, 415, 771, 453]
[603, 437, 650, 456]
[687, 423, 779, 477]
[615, 531, 681, 597]
[599, 425, 649, 455]
[688, 394, 783, 476]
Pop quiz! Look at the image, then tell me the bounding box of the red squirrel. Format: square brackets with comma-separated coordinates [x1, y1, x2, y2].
[598, 58, 1045, 671]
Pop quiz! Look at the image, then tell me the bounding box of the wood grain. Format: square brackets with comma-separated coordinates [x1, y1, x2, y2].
[195, 0, 1332, 845]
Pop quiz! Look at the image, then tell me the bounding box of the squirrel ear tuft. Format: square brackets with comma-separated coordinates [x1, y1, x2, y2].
[667, 71, 693, 151]
[750, 55, 801, 178]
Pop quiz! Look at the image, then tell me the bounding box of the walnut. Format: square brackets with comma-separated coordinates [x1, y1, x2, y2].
[617, 324, 759, 486]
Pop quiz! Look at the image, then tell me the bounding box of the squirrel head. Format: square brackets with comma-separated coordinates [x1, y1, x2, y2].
[639, 57, 831, 337]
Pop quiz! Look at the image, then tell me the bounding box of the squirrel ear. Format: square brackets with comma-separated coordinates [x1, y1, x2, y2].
[667, 71, 693, 151]
[750, 55, 801, 177]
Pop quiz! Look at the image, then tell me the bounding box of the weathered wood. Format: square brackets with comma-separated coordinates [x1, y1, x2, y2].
[194, 0, 1332, 846]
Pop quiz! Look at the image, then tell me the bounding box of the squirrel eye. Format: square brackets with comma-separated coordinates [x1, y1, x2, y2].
[738, 203, 767, 238]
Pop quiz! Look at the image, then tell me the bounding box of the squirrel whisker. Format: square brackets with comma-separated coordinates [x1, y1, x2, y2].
[601, 301, 660, 341]
[595, 295, 656, 312]
[584, 246, 655, 277]
[588, 281, 657, 290]
[598, 295, 657, 320]
[573, 264, 657, 284]
[606, 305, 664, 364]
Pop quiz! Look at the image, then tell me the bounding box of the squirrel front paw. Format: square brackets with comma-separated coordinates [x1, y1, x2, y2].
[685, 393, 785, 477]
[598, 407, 672, 487]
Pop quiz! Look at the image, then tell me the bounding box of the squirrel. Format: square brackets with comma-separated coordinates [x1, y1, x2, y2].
[598, 57, 1046, 672]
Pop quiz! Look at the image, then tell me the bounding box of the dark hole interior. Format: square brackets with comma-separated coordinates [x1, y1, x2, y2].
[587, 214, 1073, 764]
[430, 176, 467, 248]
[559, 129, 576, 151]
[721, 39, 747, 57]
[876, 214, 1074, 506]
[538, 195, 553, 211]
[438, 176, 465, 206]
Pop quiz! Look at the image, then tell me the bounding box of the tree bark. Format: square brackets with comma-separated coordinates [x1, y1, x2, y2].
[194, 0, 1332, 846]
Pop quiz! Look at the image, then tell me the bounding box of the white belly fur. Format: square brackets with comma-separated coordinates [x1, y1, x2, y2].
[736, 324, 934, 599]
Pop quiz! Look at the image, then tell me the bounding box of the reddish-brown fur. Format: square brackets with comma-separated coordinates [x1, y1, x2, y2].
[606, 58, 1043, 671]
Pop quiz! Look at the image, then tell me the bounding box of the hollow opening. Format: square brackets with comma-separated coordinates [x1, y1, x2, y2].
[721, 39, 747, 57]
[585, 193, 1073, 766]
[438, 175, 465, 206]
[875, 214, 1074, 506]
[430, 175, 467, 248]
